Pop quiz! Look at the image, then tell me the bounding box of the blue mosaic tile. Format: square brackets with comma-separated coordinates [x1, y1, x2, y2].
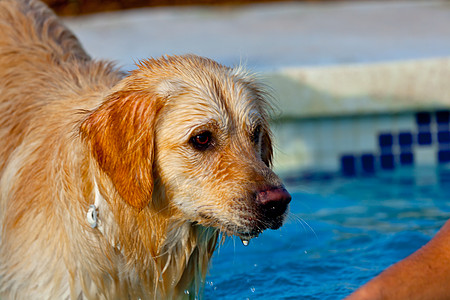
[436, 110, 450, 124]
[380, 153, 395, 170]
[438, 150, 450, 163]
[334, 110, 450, 175]
[398, 132, 413, 147]
[417, 132, 432, 145]
[341, 155, 356, 176]
[379, 133, 394, 147]
[361, 154, 375, 173]
[438, 123, 450, 131]
[416, 112, 432, 125]
[400, 152, 414, 165]
[438, 131, 450, 144]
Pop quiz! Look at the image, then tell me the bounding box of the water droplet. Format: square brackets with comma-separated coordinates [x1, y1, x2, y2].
[240, 237, 250, 246]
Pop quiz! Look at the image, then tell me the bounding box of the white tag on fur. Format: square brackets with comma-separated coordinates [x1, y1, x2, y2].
[87, 204, 98, 228]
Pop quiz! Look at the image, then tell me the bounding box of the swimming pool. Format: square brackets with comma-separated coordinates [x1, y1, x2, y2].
[203, 166, 450, 299]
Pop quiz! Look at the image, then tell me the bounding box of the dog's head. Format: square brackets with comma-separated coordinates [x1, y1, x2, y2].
[81, 55, 291, 242]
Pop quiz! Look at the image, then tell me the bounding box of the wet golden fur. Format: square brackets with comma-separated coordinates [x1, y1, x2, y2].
[0, 0, 289, 298]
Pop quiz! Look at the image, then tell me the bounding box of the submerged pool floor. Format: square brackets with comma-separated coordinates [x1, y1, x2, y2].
[203, 166, 450, 299]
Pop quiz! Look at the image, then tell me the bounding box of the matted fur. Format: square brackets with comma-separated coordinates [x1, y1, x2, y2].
[0, 0, 289, 299]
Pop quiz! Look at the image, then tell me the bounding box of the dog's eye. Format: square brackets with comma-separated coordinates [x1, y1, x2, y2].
[190, 131, 213, 151]
[251, 125, 261, 145]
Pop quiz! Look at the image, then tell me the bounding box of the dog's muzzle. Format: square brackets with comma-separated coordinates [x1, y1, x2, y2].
[256, 186, 292, 229]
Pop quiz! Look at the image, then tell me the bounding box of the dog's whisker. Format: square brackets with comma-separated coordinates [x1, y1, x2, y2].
[288, 214, 318, 239]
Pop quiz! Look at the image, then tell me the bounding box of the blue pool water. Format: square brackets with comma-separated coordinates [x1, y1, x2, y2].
[203, 166, 450, 299]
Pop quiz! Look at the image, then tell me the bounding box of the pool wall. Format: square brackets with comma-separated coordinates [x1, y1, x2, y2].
[268, 58, 450, 175]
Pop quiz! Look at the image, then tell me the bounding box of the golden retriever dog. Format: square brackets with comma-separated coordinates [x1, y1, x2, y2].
[0, 0, 291, 299]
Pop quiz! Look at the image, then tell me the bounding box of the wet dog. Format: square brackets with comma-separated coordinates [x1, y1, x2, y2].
[0, 0, 291, 298]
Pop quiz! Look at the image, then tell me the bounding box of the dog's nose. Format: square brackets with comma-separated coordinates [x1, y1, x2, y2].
[256, 187, 291, 220]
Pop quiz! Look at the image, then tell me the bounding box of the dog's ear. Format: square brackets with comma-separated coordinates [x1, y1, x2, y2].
[80, 90, 162, 210]
[261, 129, 273, 167]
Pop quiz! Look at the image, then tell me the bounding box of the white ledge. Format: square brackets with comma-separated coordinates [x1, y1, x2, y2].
[265, 57, 450, 120]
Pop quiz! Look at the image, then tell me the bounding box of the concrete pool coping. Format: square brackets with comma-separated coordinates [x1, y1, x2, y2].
[266, 57, 450, 120]
[64, 0, 450, 70]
